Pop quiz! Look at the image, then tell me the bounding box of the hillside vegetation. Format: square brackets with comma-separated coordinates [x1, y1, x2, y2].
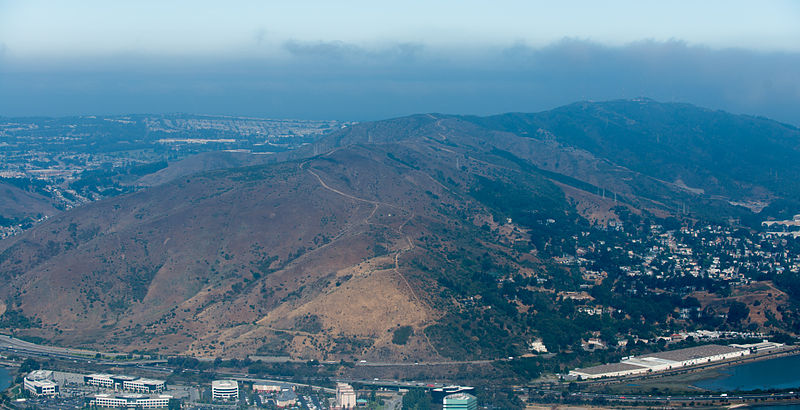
[1, 99, 799, 363]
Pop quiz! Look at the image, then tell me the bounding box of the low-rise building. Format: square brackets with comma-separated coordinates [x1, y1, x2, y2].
[84, 373, 166, 393]
[569, 362, 650, 379]
[87, 393, 172, 408]
[253, 382, 292, 393]
[529, 339, 548, 353]
[122, 378, 166, 393]
[84, 374, 115, 389]
[731, 340, 785, 353]
[23, 370, 59, 397]
[276, 389, 298, 408]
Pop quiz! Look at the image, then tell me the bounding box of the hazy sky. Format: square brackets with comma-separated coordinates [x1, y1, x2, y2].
[1, 1, 799, 123]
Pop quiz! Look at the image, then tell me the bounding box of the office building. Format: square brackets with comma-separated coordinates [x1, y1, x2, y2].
[336, 382, 356, 408]
[23, 370, 59, 397]
[212, 379, 239, 401]
[443, 393, 478, 410]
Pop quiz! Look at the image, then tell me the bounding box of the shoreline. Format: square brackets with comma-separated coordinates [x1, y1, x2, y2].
[571, 345, 800, 388]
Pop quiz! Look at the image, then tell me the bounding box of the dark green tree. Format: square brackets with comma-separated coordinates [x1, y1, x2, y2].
[402, 389, 431, 410]
[727, 301, 750, 324]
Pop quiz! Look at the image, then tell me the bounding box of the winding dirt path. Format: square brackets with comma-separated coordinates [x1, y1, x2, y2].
[301, 161, 441, 356]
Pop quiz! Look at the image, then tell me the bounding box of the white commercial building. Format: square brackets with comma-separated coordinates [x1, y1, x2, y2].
[570, 344, 750, 379]
[212, 379, 239, 401]
[122, 378, 167, 393]
[253, 382, 292, 393]
[84, 373, 165, 393]
[88, 393, 172, 408]
[336, 382, 357, 409]
[24, 370, 59, 397]
[84, 374, 115, 389]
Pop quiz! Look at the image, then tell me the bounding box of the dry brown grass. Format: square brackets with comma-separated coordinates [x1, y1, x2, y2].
[691, 281, 787, 328]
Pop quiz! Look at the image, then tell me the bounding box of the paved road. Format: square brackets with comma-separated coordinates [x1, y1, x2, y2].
[0, 334, 165, 365]
[1, 334, 93, 357]
[0, 334, 132, 359]
[1, 333, 507, 368]
[567, 390, 800, 404]
[354, 359, 496, 367]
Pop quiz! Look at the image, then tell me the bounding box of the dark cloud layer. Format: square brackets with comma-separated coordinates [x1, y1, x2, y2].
[1, 39, 798, 124]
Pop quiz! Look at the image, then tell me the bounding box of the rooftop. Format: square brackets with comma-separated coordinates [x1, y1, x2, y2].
[444, 393, 477, 402]
[135, 378, 166, 385]
[26, 370, 53, 380]
[624, 356, 677, 368]
[277, 389, 297, 401]
[91, 393, 172, 400]
[641, 344, 745, 362]
[212, 380, 238, 389]
[110, 375, 138, 381]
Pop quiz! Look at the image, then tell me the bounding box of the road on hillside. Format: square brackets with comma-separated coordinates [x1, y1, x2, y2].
[0, 334, 165, 365]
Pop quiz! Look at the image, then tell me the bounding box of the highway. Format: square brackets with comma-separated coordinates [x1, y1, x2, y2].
[0, 333, 510, 368]
[1, 334, 97, 357]
[566, 390, 800, 405]
[0, 334, 166, 366]
[7, 332, 800, 408]
[353, 359, 496, 367]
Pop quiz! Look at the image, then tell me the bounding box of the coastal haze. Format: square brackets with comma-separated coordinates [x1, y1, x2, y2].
[2, 1, 800, 124]
[1, 1, 800, 409]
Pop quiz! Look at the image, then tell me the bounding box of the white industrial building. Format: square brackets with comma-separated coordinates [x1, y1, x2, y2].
[731, 340, 785, 353]
[23, 370, 59, 397]
[88, 393, 172, 408]
[570, 344, 750, 379]
[212, 379, 239, 401]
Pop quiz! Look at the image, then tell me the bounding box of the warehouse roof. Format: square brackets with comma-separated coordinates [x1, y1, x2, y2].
[641, 344, 745, 362]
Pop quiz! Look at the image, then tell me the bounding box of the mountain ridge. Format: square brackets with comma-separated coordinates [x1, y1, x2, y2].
[1, 99, 799, 360]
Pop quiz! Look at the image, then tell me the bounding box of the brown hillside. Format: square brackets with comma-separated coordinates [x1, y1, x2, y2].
[0, 181, 57, 220]
[5, 101, 794, 359]
[0, 138, 554, 360]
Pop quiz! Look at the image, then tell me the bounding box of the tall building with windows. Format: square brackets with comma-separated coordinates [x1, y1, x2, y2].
[336, 382, 356, 408]
[442, 393, 477, 410]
